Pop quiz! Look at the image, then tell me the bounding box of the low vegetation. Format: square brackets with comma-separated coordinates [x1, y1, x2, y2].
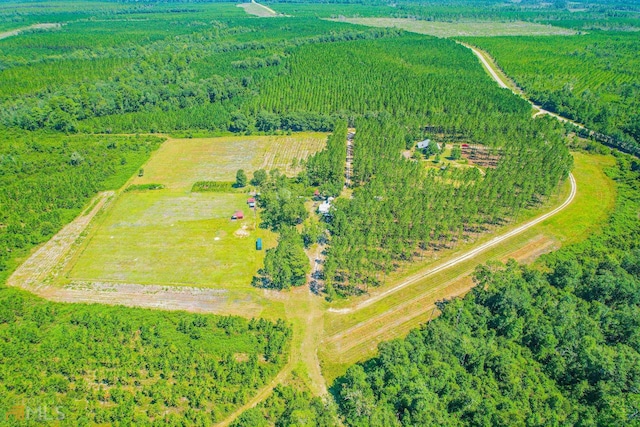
[231, 382, 338, 427]
[0, 131, 162, 281]
[125, 183, 165, 192]
[191, 181, 239, 193]
[334, 17, 577, 38]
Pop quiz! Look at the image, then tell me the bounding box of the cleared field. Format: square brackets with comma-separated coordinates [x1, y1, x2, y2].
[135, 134, 326, 191]
[237, 1, 279, 17]
[331, 18, 577, 37]
[65, 134, 326, 289]
[319, 152, 616, 382]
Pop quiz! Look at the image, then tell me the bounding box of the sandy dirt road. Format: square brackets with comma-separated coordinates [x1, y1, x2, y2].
[0, 23, 60, 40]
[329, 173, 576, 315]
[462, 42, 590, 131]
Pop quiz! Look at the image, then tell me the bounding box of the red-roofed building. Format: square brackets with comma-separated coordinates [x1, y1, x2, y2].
[232, 210, 244, 220]
[247, 197, 256, 208]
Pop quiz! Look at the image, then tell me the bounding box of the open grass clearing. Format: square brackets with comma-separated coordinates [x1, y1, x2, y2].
[134, 133, 326, 191]
[62, 134, 326, 290]
[67, 191, 275, 289]
[329, 17, 578, 38]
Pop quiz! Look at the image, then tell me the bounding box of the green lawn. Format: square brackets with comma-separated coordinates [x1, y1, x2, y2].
[68, 190, 274, 288]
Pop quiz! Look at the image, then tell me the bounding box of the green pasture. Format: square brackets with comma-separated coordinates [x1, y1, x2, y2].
[65, 134, 326, 289]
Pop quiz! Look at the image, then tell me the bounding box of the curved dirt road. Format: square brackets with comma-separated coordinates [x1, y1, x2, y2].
[329, 173, 576, 314]
[0, 23, 60, 40]
[462, 42, 588, 131]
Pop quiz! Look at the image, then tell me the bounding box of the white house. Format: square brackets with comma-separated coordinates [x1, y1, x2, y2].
[417, 139, 441, 150]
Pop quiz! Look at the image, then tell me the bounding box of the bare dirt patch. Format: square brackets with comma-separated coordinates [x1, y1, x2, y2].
[7, 191, 114, 291]
[461, 144, 501, 168]
[237, 2, 280, 18]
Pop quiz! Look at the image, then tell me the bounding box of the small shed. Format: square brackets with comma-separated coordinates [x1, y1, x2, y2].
[232, 210, 244, 220]
[256, 238, 263, 251]
[318, 201, 332, 215]
[461, 143, 470, 148]
[247, 197, 256, 208]
[313, 189, 321, 198]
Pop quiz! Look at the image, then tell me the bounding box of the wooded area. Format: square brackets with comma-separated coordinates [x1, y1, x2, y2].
[0, 287, 291, 424]
[1, 1, 639, 425]
[466, 32, 640, 151]
[332, 153, 640, 425]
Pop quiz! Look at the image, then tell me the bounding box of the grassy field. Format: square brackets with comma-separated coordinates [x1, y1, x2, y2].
[332, 18, 578, 38]
[135, 134, 326, 191]
[318, 151, 616, 382]
[65, 134, 326, 289]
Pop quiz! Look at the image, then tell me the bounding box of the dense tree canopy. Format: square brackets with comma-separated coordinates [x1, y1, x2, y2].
[333, 153, 640, 426]
[466, 33, 640, 152]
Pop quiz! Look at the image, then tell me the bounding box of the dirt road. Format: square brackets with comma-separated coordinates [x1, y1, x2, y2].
[329, 173, 576, 314]
[462, 42, 589, 131]
[345, 128, 355, 188]
[0, 23, 61, 40]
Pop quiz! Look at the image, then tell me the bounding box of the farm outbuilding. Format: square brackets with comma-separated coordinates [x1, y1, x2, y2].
[247, 197, 256, 208]
[256, 238, 262, 250]
[232, 210, 244, 220]
[318, 197, 334, 216]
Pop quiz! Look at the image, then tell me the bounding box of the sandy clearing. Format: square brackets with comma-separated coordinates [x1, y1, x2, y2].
[237, 1, 279, 18]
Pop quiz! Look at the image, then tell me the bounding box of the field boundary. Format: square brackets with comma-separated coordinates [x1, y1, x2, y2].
[6, 191, 114, 291]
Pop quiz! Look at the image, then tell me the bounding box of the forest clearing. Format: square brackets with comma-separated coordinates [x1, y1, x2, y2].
[237, 1, 280, 18]
[2, 2, 638, 425]
[62, 134, 325, 292]
[7, 135, 612, 395]
[331, 17, 578, 37]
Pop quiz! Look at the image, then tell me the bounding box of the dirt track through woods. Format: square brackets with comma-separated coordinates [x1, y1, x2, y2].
[329, 173, 576, 315]
[0, 23, 60, 40]
[462, 42, 590, 131]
